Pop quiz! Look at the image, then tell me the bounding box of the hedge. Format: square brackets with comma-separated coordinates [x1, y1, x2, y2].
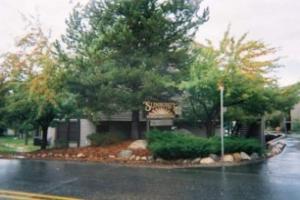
[146, 130, 263, 160]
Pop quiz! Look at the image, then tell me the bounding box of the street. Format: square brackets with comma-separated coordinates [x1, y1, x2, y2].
[0, 135, 300, 200]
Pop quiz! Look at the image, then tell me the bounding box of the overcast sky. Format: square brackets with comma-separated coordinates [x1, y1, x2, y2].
[0, 0, 299, 86]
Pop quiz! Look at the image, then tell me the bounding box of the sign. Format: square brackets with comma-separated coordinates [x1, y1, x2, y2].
[144, 101, 177, 119]
[150, 119, 173, 127]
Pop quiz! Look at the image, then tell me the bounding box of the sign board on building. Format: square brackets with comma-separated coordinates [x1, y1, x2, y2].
[150, 119, 173, 127]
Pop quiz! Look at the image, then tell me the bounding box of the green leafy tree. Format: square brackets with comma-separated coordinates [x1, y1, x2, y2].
[181, 29, 280, 137]
[1, 21, 77, 149]
[57, 0, 209, 138]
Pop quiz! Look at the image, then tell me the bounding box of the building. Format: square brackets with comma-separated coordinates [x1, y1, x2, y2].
[290, 102, 300, 130]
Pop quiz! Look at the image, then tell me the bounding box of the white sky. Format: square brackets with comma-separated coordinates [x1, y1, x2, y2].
[0, 0, 299, 86]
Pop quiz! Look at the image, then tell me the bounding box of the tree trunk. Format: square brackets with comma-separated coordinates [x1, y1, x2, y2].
[41, 126, 48, 150]
[24, 132, 28, 146]
[205, 121, 216, 138]
[131, 110, 140, 139]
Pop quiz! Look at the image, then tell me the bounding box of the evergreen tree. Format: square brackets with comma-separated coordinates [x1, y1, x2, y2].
[57, 0, 208, 138]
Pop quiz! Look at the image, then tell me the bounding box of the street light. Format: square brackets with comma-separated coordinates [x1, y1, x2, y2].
[219, 84, 225, 162]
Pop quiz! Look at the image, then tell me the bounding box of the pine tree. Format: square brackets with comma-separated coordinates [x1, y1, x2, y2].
[57, 0, 208, 138]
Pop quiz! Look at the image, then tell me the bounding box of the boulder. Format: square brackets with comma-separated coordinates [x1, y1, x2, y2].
[233, 153, 242, 162]
[209, 154, 220, 161]
[191, 157, 201, 164]
[135, 156, 141, 161]
[223, 154, 234, 162]
[183, 159, 190, 164]
[128, 140, 147, 150]
[129, 155, 136, 160]
[77, 153, 86, 158]
[117, 150, 133, 159]
[250, 153, 259, 160]
[141, 156, 147, 161]
[200, 157, 215, 164]
[240, 152, 251, 160]
[109, 155, 116, 159]
[156, 158, 164, 162]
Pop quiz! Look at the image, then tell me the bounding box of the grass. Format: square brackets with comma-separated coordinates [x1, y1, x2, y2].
[0, 136, 40, 154]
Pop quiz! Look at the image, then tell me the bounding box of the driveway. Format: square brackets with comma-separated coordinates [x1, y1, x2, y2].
[0, 135, 300, 200]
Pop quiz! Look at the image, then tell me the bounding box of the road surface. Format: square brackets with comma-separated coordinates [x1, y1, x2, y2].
[0, 135, 299, 200]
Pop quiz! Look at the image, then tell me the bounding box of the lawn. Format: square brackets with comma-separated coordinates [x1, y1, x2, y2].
[0, 136, 40, 154]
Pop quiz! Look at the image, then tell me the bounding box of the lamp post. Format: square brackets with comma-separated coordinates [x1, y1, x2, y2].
[219, 85, 225, 162]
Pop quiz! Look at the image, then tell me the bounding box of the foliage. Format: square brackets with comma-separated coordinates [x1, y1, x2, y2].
[56, 0, 209, 138]
[87, 132, 124, 146]
[0, 19, 78, 149]
[180, 28, 281, 136]
[146, 130, 263, 160]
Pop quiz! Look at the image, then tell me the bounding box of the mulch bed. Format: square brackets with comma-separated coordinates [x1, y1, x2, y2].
[16, 140, 151, 162]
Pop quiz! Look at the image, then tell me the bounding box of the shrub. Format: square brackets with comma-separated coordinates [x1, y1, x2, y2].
[146, 130, 263, 160]
[87, 132, 123, 146]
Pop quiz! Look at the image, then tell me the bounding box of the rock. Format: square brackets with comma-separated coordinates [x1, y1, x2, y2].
[65, 154, 69, 158]
[148, 156, 153, 161]
[250, 153, 259, 160]
[271, 147, 280, 155]
[129, 155, 136, 160]
[118, 150, 133, 159]
[200, 157, 215, 164]
[223, 154, 234, 162]
[48, 152, 53, 156]
[156, 158, 164, 162]
[191, 157, 201, 164]
[267, 152, 273, 157]
[141, 156, 147, 161]
[136, 156, 141, 161]
[183, 159, 190, 164]
[77, 153, 86, 158]
[240, 152, 251, 160]
[109, 155, 116, 159]
[41, 154, 47, 158]
[209, 154, 220, 161]
[233, 153, 242, 162]
[128, 140, 148, 150]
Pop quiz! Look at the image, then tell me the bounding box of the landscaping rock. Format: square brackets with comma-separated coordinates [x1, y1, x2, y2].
[117, 150, 133, 159]
[183, 159, 190, 164]
[77, 153, 86, 158]
[223, 154, 234, 162]
[128, 140, 147, 150]
[109, 155, 116, 159]
[209, 154, 219, 161]
[233, 153, 242, 162]
[129, 155, 136, 160]
[191, 157, 201, 164]
[251, 153, 259, 160]
[240, 152, 251, 160]
[141, 156, 147, 161]
[200, 157, 215, 164]
[148, 156, 153, 161]
[136, 156, 141, 161]
[156, 158, 164, 162]
[271, 147, 280, 155]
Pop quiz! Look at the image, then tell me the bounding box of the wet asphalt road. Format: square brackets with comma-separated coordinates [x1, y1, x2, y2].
[0, 135, 300, 200]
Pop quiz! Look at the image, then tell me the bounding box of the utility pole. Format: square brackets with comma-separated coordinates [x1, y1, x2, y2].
[220, 85, 225, 161]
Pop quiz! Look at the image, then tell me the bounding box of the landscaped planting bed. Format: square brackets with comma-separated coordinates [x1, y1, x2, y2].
[147, 130, 263, 160]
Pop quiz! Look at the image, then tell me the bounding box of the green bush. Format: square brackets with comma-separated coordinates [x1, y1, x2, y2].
[146, 130, 263, 160]
[87, 132, 123, 146]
